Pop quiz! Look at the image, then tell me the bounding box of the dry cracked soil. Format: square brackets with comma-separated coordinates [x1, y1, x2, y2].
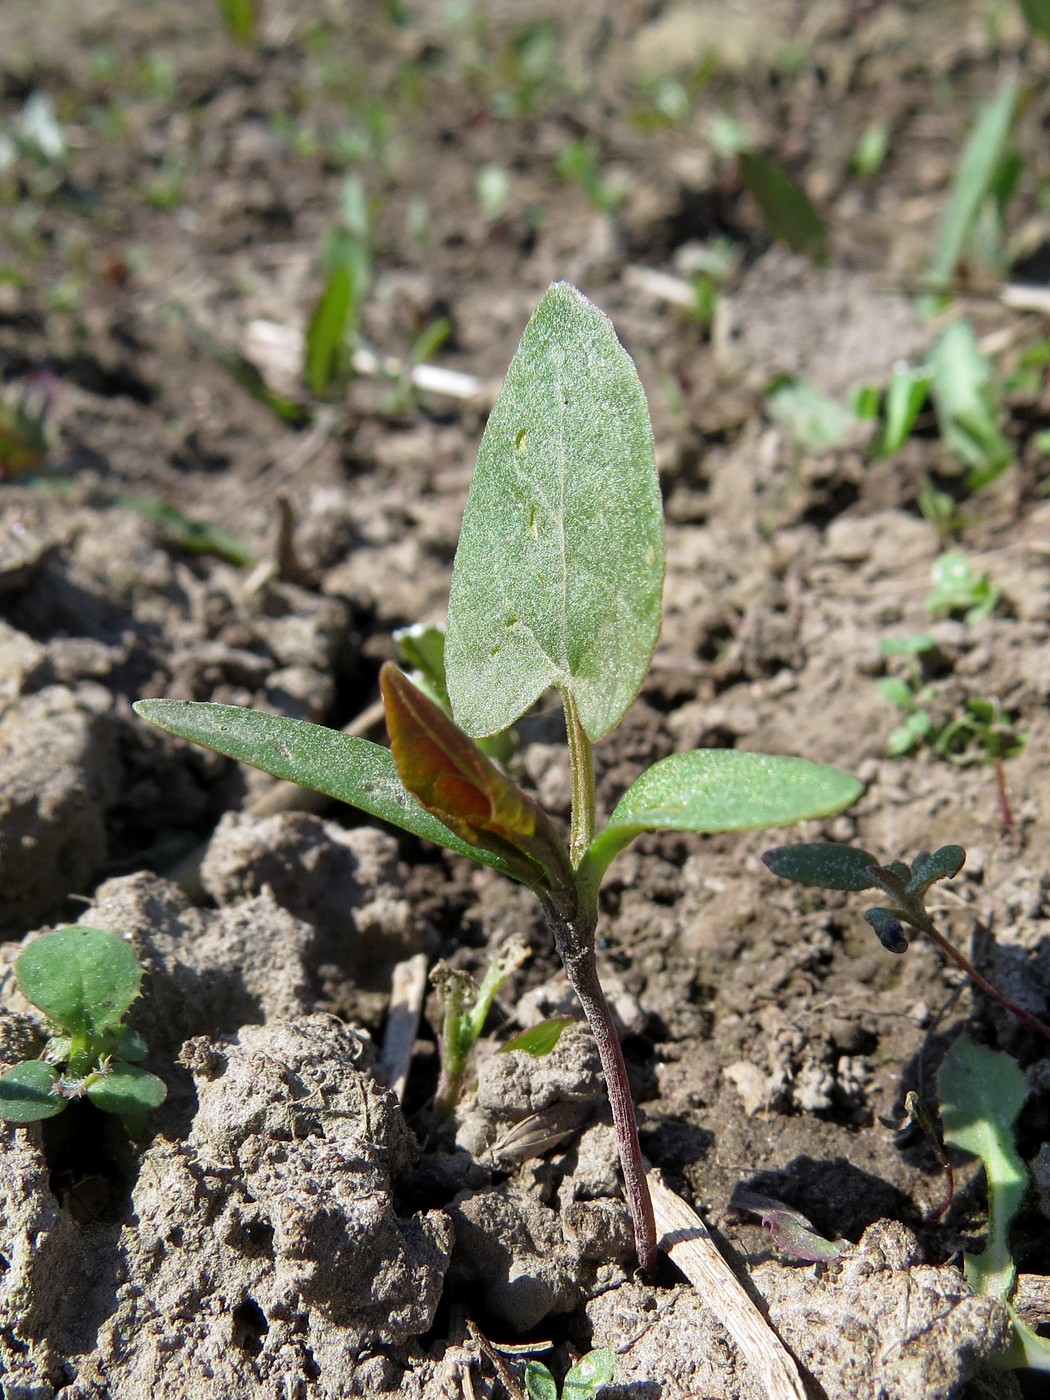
[2, 2, 1050, 1397]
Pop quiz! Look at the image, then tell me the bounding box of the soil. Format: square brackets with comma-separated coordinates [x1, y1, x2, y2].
[2, 2, 1050, 1397]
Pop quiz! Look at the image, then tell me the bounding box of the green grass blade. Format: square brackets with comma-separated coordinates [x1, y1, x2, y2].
[132, 700, 517, 877]
[926, 74, 1019, 301]
[446, 282, 664, 742]
[305, 264, 354, 398]
[738, 152, 829, 265]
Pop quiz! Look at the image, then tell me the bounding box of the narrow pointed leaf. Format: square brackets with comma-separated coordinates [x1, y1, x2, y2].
[927, 74, 1019, 300]
[738, 152, 829, 265]
[0, 1060, 64, 1123]
[380, 664, 572, 892]
[582, 751, 861, 886]
[909, 845, 966, 893]
[16, 927, 141, 1038]
[132, 699, 517, 878]
[445, 282, 663, 742]
[762, 842, 880, 891]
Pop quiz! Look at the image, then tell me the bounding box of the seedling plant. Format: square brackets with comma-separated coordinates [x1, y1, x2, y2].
[523, 1348, 616, 1400]
[761, 842, 1050, 1041]
[937, 1033, 1050, 1370]
[135, 282, 861, 1272]
[0, 927, 166, 1134]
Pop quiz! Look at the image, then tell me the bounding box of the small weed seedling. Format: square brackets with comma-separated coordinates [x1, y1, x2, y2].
[135, 282, 861, 1271]
[938, 1033, 1050, 1370]
[523, 1348, 616, 1400]
[430, 937, 530, 1119]
[761, 842, 1050, 1041]
[0, 927, 166, 1134]
[924, 550, 1000, 624]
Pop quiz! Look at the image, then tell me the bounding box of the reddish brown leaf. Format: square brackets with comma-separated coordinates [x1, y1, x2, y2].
[380, 664, 572, 893]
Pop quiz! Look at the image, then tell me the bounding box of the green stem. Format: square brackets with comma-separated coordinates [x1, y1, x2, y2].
[563, 690, 595, 868]
[542, 896, 657, 1274]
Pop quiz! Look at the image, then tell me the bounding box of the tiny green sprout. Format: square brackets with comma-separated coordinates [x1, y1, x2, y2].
[938, 1033, 1050, 1371]
[852, 122, 889, 178]
[925, 551, 1000, 623]
[524, 1349, 617, 1400]
[880, 1089, 955, 1222]
[134, 282, 862, 1272]
[431, 938, 530, 1119]
[762, 843, 1050, 1042]
[0, 927, 166, 1134]
[304, 181, 370, 399]
[554, 138, 627, 217]
[216, 0, 257, 46]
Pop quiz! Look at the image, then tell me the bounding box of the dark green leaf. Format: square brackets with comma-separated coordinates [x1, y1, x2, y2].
[864, 907, 909, 953]
[498, 1017, 574, 1058]
[87, 1063, 167, 1118]
[0, 1060, 64, 1122]
[738, 152, 829, 265]
[16, 927, 141, 1038]
[132, 700, 518, 879]
[762, 842, 880, 891]
[909, 845, 966, 892]
[1020, 0, 1050, 44]
[445, 282, 664, 743]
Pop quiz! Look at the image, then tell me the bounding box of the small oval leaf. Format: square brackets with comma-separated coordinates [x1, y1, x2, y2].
[563, 1349, 618, 1396]
[133, 700, 518, 879]
[0, 1060, 64, 1122]
[524, 1361, 559, 1400]
[16, 927, 141, 1038]
[87, 1063, 168, 1118]
[762, 843, 880, 891]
